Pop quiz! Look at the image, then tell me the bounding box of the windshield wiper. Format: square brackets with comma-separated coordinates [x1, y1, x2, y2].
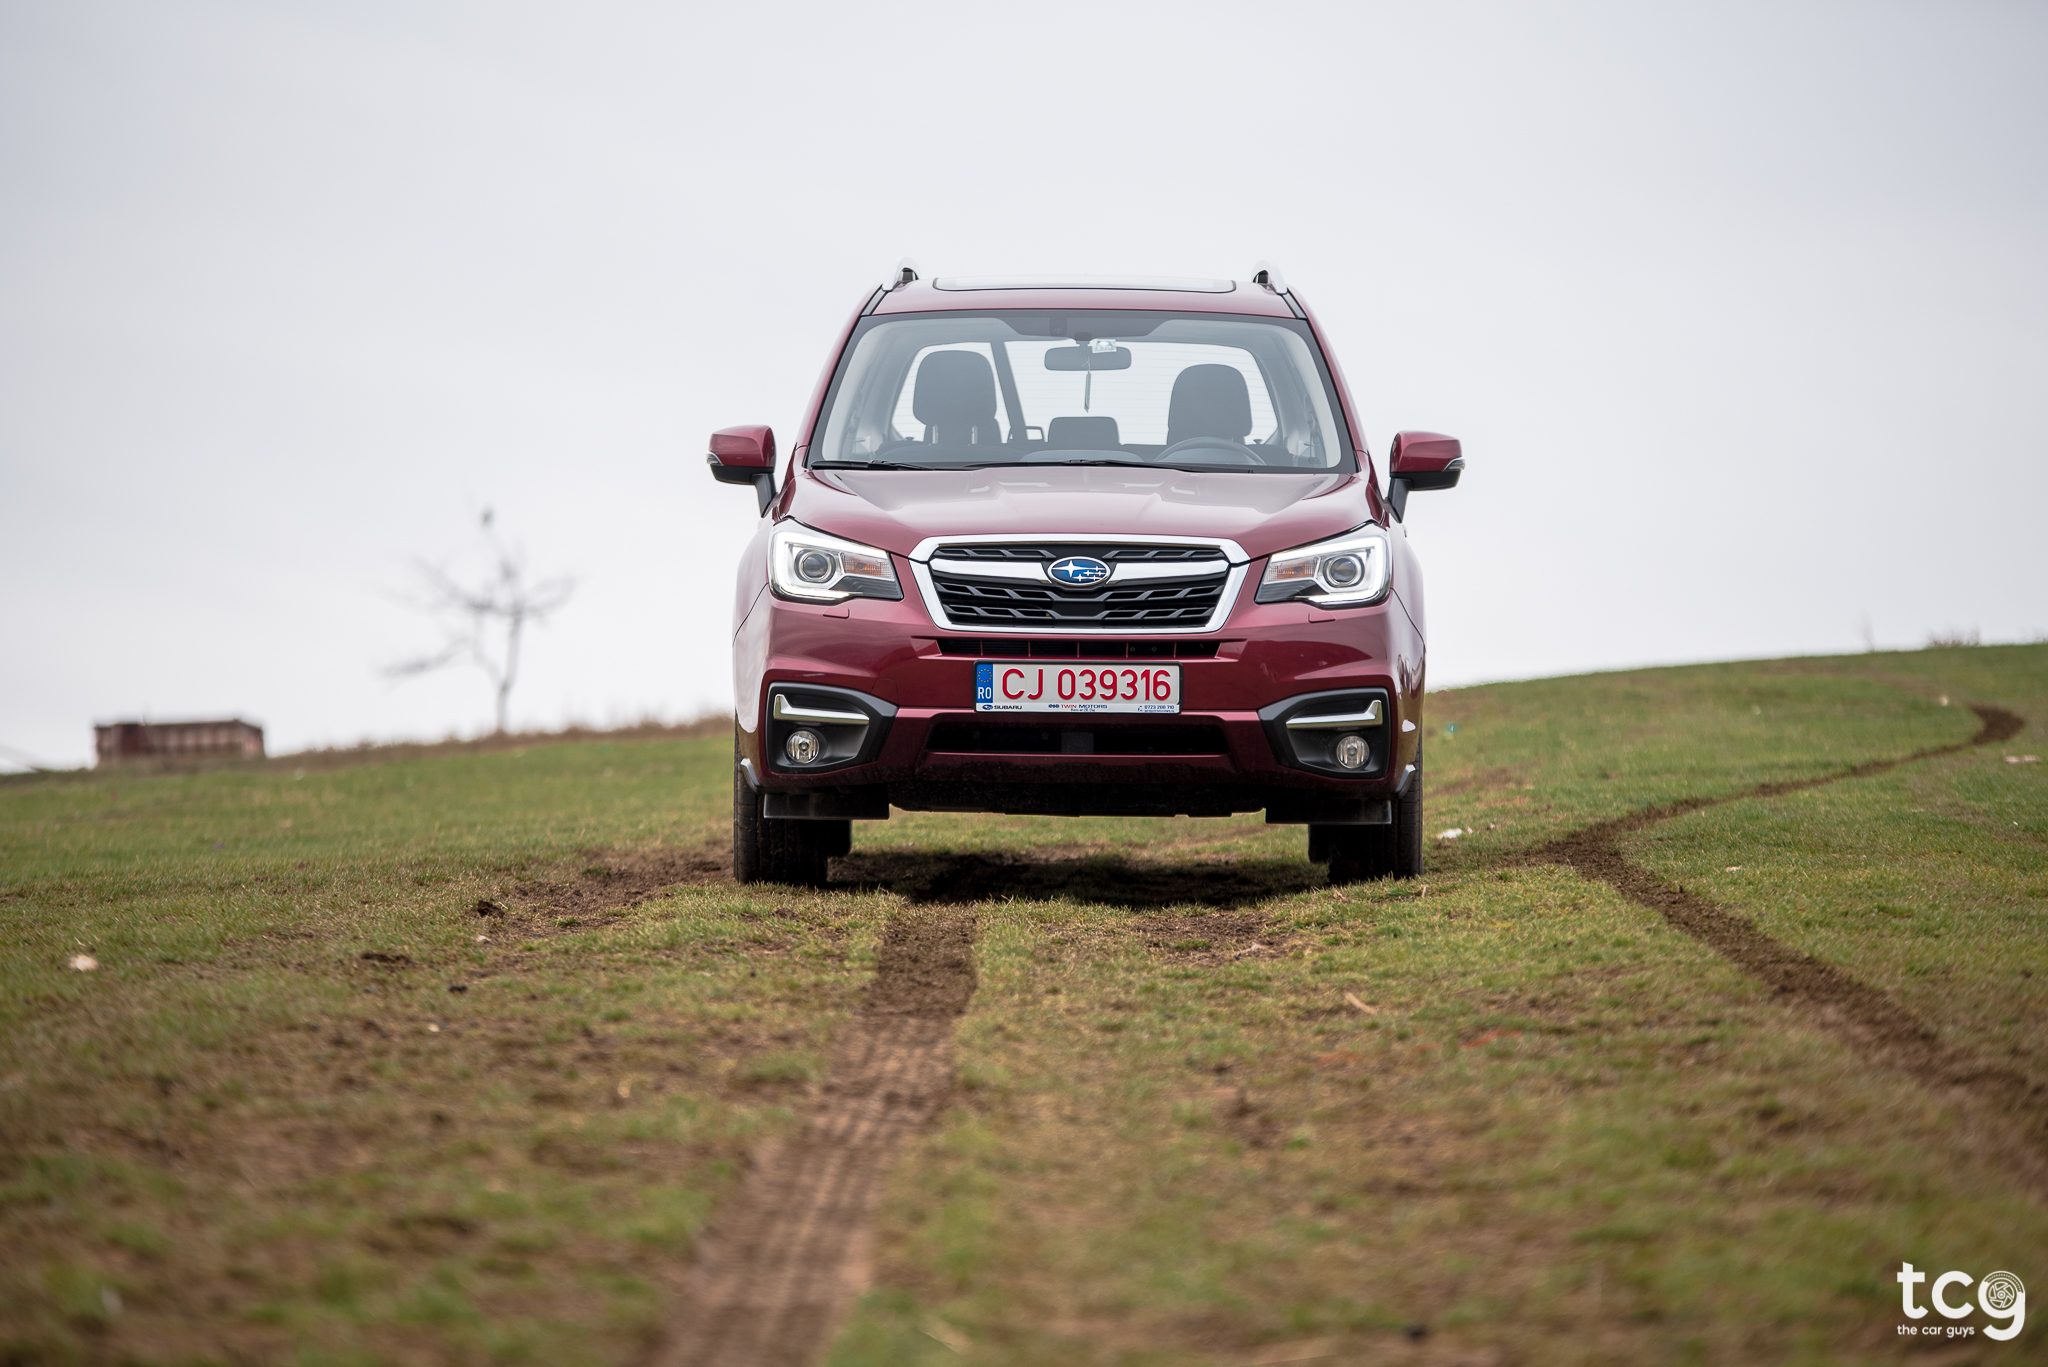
[812, 459, 933, 470]
[1023, 458, 1156, 468]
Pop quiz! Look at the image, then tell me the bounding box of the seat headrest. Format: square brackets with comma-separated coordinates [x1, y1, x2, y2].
[912, 350, 999, 430]
[1046, 416, 1121, 450]
[1166, 364, 1253, 445]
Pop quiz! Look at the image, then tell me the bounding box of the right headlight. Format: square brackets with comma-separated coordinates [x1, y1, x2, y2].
[769, 522, 903, 602]
[1255, 526, 1392, 607]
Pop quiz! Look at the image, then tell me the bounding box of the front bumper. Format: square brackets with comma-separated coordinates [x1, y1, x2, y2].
[734, 574, 1426, 822]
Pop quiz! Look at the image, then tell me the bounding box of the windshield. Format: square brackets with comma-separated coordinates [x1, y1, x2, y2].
[810, 310, 1354, 473]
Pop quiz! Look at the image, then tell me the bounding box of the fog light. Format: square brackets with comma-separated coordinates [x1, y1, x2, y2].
[1333, 733, 1369, 770]
[784, 729, 824, 765]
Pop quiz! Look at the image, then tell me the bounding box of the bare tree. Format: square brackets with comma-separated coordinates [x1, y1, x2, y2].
[385, 510, 575, 734]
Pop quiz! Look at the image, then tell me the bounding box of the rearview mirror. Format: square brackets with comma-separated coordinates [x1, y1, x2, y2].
[1044, 345, 1133, 372]
[1386, 431, 1463, 520]
[707, 425, 778, 515]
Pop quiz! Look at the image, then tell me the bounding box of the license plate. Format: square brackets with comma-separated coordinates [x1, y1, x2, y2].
[975, 661, 1181, 713]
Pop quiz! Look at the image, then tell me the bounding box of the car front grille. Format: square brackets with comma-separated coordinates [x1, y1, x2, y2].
[925, 722, 1229, 755]
[933, 579, 1224, 628]
[921, 540, 1239, 632]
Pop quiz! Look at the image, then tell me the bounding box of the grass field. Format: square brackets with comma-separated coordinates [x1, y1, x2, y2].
[3, 645, 2044, 1365]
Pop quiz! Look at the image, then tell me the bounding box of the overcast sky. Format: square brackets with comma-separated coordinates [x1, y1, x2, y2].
[3, 0, 2044, 770]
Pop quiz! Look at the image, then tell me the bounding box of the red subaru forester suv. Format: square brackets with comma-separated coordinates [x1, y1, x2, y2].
[709, 264, 1462, 886]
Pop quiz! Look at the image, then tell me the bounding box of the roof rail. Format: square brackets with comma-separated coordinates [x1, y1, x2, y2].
[883, 257, 919, 291]
[1251, 260, 1288, 293]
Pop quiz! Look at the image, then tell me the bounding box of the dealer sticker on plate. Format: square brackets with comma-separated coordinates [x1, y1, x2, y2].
[975, 661, 1180, 714]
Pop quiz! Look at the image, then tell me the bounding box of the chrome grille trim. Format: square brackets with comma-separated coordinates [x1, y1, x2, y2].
[907, 534, 1250, 634]
[926, 558, 1054, 583]
[908, 533, 1250, 564]
[927, 556, 1229, 586]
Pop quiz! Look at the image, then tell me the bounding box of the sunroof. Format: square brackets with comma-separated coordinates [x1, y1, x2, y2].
[931, 276, 1237, 294]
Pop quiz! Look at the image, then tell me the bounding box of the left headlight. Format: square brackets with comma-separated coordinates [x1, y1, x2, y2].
[1255, 526, 1392, 608]
[769, 522, 903, 602]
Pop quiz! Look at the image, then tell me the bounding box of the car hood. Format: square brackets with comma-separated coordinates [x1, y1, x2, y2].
[787, 466, 1376, 561]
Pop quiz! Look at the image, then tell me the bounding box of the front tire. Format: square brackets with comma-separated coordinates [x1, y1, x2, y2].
[733, 737, 765, 882]
[732, 739, 845, 888]
[1321, 768, 1423, 885]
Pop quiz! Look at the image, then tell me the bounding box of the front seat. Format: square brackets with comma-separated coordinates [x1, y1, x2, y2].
[913, 350, 1004, 447]
[1165, 364, 1254, 446]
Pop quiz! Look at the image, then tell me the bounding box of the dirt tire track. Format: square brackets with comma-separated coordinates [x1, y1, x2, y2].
[650, 913, 977, 1367]
[536, 847, 732, 916]
[1539, 705, 2048, 1175]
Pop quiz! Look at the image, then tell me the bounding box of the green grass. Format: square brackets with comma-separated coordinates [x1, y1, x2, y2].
[1, 740, 898, 1365]
[826, 646, 2048, 1366]
[3, 645, 2044, 1364]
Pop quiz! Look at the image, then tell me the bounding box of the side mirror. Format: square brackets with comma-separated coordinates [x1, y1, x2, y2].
[1386, 430, 1463, 520]
[707, 425, 778, 516]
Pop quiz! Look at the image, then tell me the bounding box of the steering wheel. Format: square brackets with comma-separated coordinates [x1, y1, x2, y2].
[1156, 436, 1268, 465]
